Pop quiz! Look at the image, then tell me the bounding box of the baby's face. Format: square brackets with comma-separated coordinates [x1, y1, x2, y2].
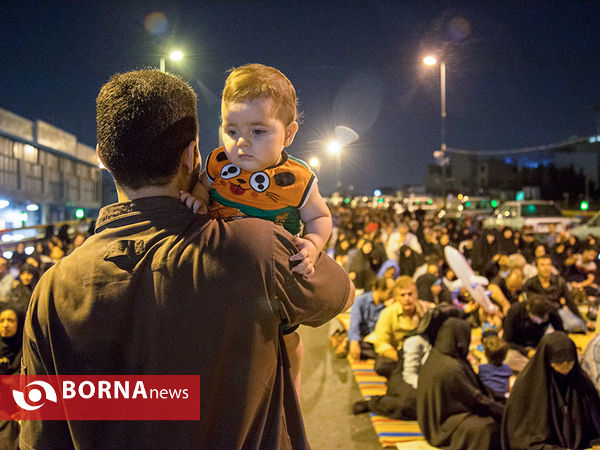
[221, 97, 298, 172]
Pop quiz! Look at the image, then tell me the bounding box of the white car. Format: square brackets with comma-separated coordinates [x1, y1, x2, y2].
[569, 211, 600, 239]
[482, 201, 573, 233]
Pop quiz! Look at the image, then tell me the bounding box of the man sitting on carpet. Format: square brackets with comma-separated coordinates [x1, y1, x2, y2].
[348, 277, 390, 361]
[373, 276, 432, 378]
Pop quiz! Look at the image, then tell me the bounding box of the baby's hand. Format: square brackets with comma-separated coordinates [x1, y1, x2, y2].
[290, 236, 318, 278]
[179, 190, 208, 214]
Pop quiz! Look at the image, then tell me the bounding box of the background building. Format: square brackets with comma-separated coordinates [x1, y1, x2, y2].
[0, 107, 103, 230]
[427, 135, 600, 205]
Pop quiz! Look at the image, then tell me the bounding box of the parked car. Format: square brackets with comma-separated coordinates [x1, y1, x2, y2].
[439, 196, 493, 219]
[569, 211, 600, 239]
[482, 200, 573, 233]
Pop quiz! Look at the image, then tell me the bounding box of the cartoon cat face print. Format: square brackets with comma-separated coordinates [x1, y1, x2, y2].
[215, 151, 295, 204]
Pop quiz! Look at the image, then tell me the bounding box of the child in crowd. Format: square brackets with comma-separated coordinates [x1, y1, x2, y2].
[180, 63, 333, 397]
[478, 334, 512, 401]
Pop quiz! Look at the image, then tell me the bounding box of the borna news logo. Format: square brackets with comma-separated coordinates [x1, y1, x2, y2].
[0, 375, 200, 420]
[12, 380, 58, 411]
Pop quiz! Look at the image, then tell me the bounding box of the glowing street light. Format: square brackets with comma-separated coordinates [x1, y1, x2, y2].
[309, 157, 320, 169]
[169, 50, 183, 61]
[327, 140, 341, 156]
[423, 56, 437, 66]
[160, 49, 184, 72]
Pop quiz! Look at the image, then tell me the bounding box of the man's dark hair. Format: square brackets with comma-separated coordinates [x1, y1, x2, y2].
[97, 70, 198, 190]
[535, 254, 552, 266]
[371, 277, 389, 292]
[483, 335, 509, 366]
[525, 292, 555, 317]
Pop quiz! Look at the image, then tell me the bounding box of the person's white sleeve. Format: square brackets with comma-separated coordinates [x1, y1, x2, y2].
[402, 335, 430, 389]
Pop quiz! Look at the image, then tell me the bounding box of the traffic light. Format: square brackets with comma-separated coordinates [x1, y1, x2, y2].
[75, 208, 85, 219]
[490, 199, 499, 208]
[580, 201, 590, 211]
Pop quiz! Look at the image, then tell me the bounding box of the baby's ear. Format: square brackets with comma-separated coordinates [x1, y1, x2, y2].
[216, 151, 228, 162]
[284, 121, 299, 147]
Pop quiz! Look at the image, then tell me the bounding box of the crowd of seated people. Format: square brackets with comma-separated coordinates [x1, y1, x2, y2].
[1, 206, 600, 448]
[332, 203, 600, 448]
[0, 224, 92, 449]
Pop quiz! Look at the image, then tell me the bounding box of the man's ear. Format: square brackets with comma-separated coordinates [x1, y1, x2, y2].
[284, 121, 299, 147]
[183, 140, 200, 172]
[96, 145, 110, 173]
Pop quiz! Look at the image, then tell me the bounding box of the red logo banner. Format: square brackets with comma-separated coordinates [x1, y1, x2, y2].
[0, 375, 200, 420]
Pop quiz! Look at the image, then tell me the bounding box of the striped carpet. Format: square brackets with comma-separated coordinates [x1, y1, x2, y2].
[350, 359, 431, 448]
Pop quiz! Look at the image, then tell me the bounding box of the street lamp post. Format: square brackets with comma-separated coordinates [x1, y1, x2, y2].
[160, 50, 184, 73]
[423, 56, 447, 152]
[424, 56, 449, 193]
[327, 140, 342, 190]
[440, 60, 446, 152]
[309, 157, 321, 179]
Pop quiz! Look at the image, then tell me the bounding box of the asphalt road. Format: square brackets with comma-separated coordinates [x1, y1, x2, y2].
[299, 322, 381, 450]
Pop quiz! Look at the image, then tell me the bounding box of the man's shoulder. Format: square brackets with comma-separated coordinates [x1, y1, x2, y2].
[550, 274, 567, 286]
[524, 276, 540, 288]
[60, 216, 287, 273]
[183, 217, 291, 260]
[214, 218, 304, 268]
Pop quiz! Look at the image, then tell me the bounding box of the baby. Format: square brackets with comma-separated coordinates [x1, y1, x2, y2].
[180, 63, 333, 396]
[181, 63, 331, 278]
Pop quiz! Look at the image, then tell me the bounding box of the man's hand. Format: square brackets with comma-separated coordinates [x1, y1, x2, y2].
[290, 236, 318, 278]
[349, 340, 361, 361]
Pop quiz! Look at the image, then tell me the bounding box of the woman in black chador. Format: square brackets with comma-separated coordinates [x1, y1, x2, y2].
[471, 229, 499, 277]
[417, 317, 504, 450]
[0, 304, 25, 450]
[501, 331, 600, 450]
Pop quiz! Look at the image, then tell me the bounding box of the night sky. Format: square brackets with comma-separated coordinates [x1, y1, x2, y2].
[2, 1, 599, 195]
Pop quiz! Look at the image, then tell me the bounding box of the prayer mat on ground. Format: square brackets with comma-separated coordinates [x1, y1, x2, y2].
[570, 331, 595, 354]
[350, 359, 427, 448]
